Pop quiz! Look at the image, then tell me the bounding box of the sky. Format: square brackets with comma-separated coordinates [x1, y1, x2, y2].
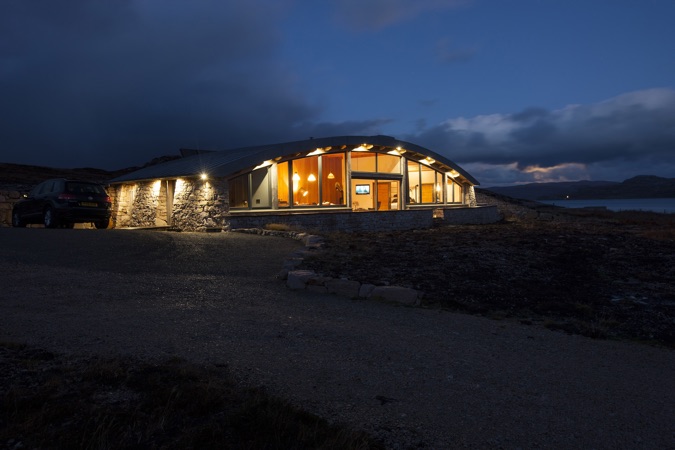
[1, 0, 674, 186]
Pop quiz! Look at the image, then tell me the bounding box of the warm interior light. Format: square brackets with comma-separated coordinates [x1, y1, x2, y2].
[303, 190, 309, 197]
[292, 172, 300, 182]
[327, 172, 335, 179]
[308, 173, 316, 182]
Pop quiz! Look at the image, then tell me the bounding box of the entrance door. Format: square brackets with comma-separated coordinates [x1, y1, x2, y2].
[351, 179, 400, 211]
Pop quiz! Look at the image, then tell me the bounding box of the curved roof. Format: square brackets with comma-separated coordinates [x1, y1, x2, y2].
[110, 135, 479, 185]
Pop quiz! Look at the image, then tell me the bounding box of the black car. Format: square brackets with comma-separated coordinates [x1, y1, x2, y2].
[12, 178, 112, 229]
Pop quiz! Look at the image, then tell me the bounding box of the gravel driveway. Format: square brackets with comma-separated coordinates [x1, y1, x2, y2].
[1, 228, 673, 449]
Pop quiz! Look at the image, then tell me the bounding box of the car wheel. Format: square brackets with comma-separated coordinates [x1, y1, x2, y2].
[12, 211, 26, 227]
[94, 219, 109, 229]
[43, 207, 58, 228]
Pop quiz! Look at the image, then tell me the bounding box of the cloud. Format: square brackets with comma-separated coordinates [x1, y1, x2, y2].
[408, 88, 675, 183]
[0, 0, 319, 169]
[332, 0, 469, 31]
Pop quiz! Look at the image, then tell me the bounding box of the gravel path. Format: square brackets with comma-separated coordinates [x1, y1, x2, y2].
[1, 228, 673, 449]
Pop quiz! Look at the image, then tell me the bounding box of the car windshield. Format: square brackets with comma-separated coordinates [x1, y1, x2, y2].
[65, 182, 106, 195]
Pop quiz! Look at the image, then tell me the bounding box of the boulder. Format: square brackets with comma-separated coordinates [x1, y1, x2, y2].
[325, 278, 361, 299]
[359, 283, 376, 298]
[286, 270, 316, 290]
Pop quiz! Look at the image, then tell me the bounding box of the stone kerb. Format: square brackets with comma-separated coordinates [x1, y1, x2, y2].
[233, 227, 422, 305]
[286, 268, 422, 306]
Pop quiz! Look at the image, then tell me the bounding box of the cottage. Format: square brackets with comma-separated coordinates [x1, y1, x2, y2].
[109, 135, 499, 231]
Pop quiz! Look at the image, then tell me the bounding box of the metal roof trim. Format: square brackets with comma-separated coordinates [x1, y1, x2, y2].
[110, 135, 479, 185]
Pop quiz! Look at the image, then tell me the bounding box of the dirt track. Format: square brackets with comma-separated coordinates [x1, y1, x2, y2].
[1, 228, 674, 448]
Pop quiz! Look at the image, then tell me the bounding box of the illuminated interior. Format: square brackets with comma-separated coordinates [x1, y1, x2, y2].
[227, 144, 470, 211]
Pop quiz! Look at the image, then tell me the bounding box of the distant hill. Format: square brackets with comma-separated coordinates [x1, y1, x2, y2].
[486, 176, 675, 200]
[0, 155, 180, 190]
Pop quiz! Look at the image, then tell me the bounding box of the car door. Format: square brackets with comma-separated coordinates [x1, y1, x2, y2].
[21, 182, 46, 220]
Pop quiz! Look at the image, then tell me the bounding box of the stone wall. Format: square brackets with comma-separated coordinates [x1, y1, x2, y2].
[171, 178, 228, 231]
[227, 206, 499, 233]
[435, 205, 501, 224]
[110, 178, 229, 231]
[0, 189, 24, 227]
[110, 184, 135, 228]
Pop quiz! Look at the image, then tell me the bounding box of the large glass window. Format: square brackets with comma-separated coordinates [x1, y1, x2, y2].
[322, 153, 345, 205]
[230, 149, 463, 210]
[408, 160, 442, 204]
[446, 177, 462, 203]
[407, 160, 421, 204]
[292, 156, 319, 206]
[378, 154, 401, 173]
[420, 164, 440, 203]
[351, 152, 376, 172]
[277, 161, 290, 207]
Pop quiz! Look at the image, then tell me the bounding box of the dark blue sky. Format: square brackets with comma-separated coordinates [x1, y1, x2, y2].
[1, 0, 674, 185]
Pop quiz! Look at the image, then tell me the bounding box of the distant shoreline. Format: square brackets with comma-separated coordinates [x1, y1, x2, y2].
[540, 197, 675, 214]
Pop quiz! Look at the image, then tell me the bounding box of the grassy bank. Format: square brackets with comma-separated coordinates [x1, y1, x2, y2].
[0, 342, 383, 449]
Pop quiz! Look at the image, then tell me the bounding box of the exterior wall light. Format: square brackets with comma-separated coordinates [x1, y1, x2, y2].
[253, 160, 273, 170]
[200, 173, 208, 180]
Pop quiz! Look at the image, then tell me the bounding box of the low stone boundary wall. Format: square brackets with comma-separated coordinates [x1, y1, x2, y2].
[0, 189, 24, 227]
[435, 205, 501, 224]
[228, 206, 499, 233]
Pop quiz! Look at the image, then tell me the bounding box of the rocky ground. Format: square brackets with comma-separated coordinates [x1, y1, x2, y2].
[300, 208, 675, 347]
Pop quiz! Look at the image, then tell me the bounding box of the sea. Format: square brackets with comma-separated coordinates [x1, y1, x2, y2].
[539, 198, 675, 214]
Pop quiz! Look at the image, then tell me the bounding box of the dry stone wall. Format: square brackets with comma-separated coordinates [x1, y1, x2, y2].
[171, 179, 228, 231]
[110, 178, 229, 231]
[0, 189, 23, 227]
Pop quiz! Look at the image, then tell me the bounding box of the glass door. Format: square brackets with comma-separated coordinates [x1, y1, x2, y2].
[351, 179, 400, 211]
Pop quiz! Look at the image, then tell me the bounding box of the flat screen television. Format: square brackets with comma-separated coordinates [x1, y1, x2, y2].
[355, 184, 370, 195]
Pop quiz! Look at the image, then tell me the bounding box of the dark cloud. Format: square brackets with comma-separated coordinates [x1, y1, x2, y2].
[0, 0, 328, 169]
[407, 89, 675, 177]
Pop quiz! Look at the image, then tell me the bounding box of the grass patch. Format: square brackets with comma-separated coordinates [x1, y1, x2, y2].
[264, 223, 293, 232]
[0, 343, 383, 449]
